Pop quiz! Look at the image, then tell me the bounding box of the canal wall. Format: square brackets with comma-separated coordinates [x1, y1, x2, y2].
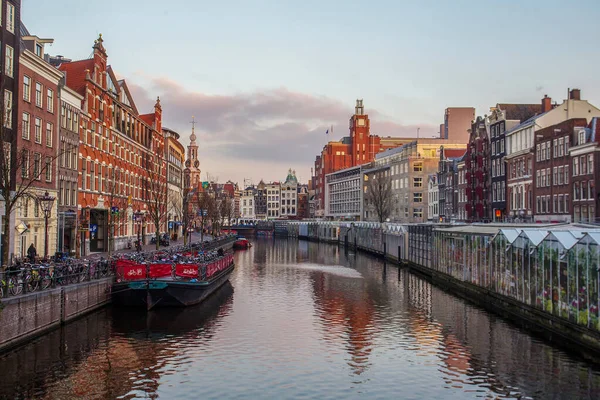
[281, 221, 600, 358]
[0, 277, 112, 352]
[0, 236, 237, 353]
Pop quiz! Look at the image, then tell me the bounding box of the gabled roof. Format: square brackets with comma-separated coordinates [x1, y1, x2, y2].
[139, 113, 155, 126]
[505, 110, 551, 135]
[589, 117, 599, 143]
[58, 59, 95, 96]
[117, 79, 139, 115]
[497, 104, 542, 122]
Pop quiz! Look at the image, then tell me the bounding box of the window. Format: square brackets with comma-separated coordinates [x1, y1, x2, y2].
[589, 154, 594, 175]
[413, 192, 423, 203]
[558, 138, 564, 157]
[46, 122, 53, 147]
[23, 76, 31, 102]
[3, 89, 12, 128]
[34, 200, 39, 218]
[536, 170, 540, 188]
[21, 150, 29, 178]
[564, 136, 569, 155]
[413, 177, 423, 188]
[564, 165, 569, 184]
[579, 130, 586, 145]
[35, 83, 43, 107]
[6, 3, 15, 33]
[413, 208, 423, 219]
[4, 45, 13, 77]
[553, 167, 558, 186]
[81, 160, 86, 190]
[34, 118, 42, 143]
[22, 113, 30, 139]
[45, 157, 51, 182]
[536, 144, 540, 161]
[573, 157, 579, 176]
[413, 162, 423, 172]
[46, 89, 54, 113]
[35, 44, 43, 57]
[574, 182, 580, 200]
[33, 153, 41, 180]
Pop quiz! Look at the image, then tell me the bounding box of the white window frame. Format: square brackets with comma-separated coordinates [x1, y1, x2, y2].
[4, 45, 13, 77]
[6, 3, 15, 34]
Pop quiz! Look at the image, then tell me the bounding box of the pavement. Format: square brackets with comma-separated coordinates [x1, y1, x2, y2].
[84, 232, 214, 260]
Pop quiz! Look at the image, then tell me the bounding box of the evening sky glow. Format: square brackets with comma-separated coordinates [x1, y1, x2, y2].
[22, 0, 600, 184]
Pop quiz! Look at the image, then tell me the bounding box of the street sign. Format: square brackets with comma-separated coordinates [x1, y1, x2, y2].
[15, 222, 28, 235]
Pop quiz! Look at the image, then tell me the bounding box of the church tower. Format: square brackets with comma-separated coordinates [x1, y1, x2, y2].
[184, 117, 202, 189]
[349, 99, 371, 166]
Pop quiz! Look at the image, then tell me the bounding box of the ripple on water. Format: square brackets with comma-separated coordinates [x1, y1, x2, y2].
[2, 240, 600, 399]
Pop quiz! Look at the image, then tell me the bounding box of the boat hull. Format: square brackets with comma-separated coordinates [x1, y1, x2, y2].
[111, 264, 235, 309]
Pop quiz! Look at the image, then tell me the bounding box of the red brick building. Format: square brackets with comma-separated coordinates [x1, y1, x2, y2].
[15, 33, 62, 258]
[533, 119, 586, 223]
[312, 100, 419, 216]
[58, 35, 164, 253]
[464, 116, 491, 222]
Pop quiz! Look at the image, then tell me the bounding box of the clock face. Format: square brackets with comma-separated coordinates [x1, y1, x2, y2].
[194, 160, 200, 168]
[185, 160, 191, 168]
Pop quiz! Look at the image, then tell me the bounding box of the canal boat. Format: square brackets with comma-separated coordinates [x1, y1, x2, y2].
[111, 254, 234, 310]
[233, 237, 252, 250]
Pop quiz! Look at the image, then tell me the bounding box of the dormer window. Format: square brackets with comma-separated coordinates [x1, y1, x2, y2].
[35, 43, 43, 57]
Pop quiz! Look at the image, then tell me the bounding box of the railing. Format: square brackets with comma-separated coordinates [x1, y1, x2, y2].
[0, 259, 112, 299]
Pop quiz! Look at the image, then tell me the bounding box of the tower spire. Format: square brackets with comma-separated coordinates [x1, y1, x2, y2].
[190, 116, 197, 143]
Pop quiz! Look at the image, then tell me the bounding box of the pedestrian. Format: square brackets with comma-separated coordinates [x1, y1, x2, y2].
[27, 243, 37, 262]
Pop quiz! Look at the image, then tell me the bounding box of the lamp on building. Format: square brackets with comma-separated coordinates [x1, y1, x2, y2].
[38, 191, 55, 259]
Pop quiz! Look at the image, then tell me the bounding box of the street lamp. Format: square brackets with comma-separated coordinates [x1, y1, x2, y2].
[38, 191, 55, 260]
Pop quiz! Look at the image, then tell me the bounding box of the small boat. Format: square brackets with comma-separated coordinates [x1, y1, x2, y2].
[111, 254, 234, 310]
[233, 237, 252, 250]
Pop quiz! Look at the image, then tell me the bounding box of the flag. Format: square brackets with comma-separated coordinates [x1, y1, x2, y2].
[202, 181, 209, 189]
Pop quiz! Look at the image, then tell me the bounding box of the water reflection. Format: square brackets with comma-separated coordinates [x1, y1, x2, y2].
[1, 239, 600, 399]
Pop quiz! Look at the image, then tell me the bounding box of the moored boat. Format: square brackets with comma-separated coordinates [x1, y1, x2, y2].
[233, 237, 252, 250]
[111, 254, 234, 310]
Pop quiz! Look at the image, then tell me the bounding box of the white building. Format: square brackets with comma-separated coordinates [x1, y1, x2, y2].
[266, 182, 280, 219]
[324, 165, 362, 220]
[280, 169, 298, 218]
[427, 174, 438, 222]
[240, 186, 255, 220]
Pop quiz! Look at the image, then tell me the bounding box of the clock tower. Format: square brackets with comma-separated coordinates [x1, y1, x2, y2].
[184, 117, 202, 189]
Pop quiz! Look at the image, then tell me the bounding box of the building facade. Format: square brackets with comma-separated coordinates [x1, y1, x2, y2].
[442, 107, 476, 142]
[427, 174, 438, 222]
[281, 169, 298, 218]
[16, 33, 61, 259]
[58, 35, 164, 253]
[570, 117, 599, 223]
[324, 165, 362, 220]
[464, 117, 491, 222]
[57, 83, 83, 255]
[266, 182, 280, 219]
[163, 127, 185, 239]
[255, 180, 267, 220]
[240, 186, 255, 221]
[506, 90, 600, 222]
[438, 147, 466, 222]
[533, 118, 584, 223]
[312, 100, 420, 217]
[488, 103, 541, 221]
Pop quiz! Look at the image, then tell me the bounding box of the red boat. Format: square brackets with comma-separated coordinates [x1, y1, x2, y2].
[233, 237, 252, 250]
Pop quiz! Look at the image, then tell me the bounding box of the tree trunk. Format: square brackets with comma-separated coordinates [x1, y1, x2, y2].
[2, 200, 10, 268]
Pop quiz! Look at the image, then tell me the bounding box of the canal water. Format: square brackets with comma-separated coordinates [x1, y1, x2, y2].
[2, 238, 600, 399]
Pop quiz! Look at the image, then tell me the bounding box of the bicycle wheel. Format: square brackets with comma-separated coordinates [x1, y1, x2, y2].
[9, 276, 22, 296]
[41, 275, 52, 290]
[27, 276, 39, 292]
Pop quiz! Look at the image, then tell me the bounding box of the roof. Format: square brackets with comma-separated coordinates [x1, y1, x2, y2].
[519, 229, 548, 246]
[496, 104, 542, 122]
[58, 59, 95, 96]
[139, 113, 155, 126]
[505, 110, 551, 135]
[444, 149, 467, 159]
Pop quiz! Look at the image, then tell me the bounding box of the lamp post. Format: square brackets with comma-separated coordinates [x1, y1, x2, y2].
[38, 191, 55, 260]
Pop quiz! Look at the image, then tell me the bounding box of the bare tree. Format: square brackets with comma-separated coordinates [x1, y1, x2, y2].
[143, 151, 168, 250]
[105, 168, 128, 256]
[180, 187, 193, 246]
[364, 171, 394, 223]
[219, 196, 234, 228]
[0, 102, 76, 265]
[195, 191, 212, 242]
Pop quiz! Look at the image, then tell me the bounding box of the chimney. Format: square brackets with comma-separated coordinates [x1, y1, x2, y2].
[569, 88, 581, 101]
[541, 95, 552, 113]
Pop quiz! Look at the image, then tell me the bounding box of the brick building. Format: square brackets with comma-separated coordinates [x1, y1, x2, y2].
[163, 127, 185, 239]
[312, 100, 419, 217]
[533, 118, 586, 223]
[437, 147, 466, 222]
[0, 1, 21, 264]
[464, 117, 490, 222]
[58, 35, 164, 253]
[15, 32, 61, 259]
[506, 90, 600, 222]
[488, 103, 541, 221]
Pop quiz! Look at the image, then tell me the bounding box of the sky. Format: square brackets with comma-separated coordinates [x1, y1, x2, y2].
[22, 0, 600, 185]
